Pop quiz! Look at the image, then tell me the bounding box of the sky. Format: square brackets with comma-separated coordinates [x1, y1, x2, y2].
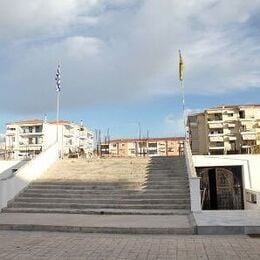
[0, 0, 260, 139]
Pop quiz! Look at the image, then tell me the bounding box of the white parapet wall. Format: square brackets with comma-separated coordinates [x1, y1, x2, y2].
[193, 154, 260, 210]
[0, 160, 21, 174]
[0, 160, 28, 179]
[0, 143, 59, 210]
[184, 141, 201, 212]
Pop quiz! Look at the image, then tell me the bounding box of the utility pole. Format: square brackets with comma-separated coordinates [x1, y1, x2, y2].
[138, 122, 142, 157]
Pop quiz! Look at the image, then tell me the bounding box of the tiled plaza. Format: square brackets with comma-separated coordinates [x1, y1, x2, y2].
[0, 231, 260, 260]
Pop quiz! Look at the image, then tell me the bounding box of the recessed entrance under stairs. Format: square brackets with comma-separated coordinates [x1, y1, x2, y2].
[196, 166, 244, 210]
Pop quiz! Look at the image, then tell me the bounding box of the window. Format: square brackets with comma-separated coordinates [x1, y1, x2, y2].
[35, 125, 42, 133]
[239, 111, 245, 119]
[227, 113, 233, 117]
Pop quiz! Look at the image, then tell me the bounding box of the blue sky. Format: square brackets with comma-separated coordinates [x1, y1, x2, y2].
[0, 0, 260, 139]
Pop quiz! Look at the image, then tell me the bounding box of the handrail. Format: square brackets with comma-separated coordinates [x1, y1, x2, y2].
[183, 140, 201, 212]
[184, 140, 197, 178]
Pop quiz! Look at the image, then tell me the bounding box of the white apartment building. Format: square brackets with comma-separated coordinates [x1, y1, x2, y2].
[188, 104, 260, 155]
[5, 119, 94, 159]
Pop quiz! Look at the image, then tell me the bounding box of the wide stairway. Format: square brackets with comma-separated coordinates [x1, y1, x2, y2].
[1, 156, 194, 234]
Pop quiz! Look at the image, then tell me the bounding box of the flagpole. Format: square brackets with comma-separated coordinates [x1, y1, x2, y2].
[178, 49, 186, 140]
[180, 79, 186, 140]
[55, 64, 61, 156]
[56, 90, 60, 142]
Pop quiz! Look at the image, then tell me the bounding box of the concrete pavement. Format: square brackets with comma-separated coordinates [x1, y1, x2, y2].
[0, 231, 260, 259]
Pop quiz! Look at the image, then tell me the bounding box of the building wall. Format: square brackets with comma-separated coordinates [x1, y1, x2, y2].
[101, 138, 184, 157]
[188, 105, 260, 155]
[193, 154, 260, 209]
[5, 120, 94, 159]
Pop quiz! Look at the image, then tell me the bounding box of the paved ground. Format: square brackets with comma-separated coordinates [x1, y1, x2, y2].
[0, 231, 260, 259]
[193, 210, 260, 235]
[0, 213, 193, 234]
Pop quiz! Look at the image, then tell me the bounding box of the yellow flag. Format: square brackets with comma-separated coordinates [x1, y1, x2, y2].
[179, 50, 184, 81]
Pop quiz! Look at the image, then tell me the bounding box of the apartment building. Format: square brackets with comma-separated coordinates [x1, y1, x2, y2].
[100, 137, 184, 157]
[5, 119, 94, 159]
[188, 104, 260, 155]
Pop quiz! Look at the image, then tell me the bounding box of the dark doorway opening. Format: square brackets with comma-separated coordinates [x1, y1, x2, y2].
[196, 166, 244, 210]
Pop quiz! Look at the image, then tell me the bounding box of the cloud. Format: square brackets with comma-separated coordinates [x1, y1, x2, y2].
[163, 114, 185, 137]
[0, 0, 260, 114]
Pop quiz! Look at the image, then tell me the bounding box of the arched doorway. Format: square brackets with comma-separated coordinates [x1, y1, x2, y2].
[197, 166, 244, 210]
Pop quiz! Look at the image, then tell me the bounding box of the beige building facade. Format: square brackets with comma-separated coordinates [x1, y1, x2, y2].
[188, 104, 260, 155]
[100, 137, 184, 157]
[5, 119, 94, 159]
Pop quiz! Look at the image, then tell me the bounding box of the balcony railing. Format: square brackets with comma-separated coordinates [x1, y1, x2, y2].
[208, 142, 225, 149]
[209, 136, 224, 142]
[208, 122, 223, 129]
[241, 131, 256, 140]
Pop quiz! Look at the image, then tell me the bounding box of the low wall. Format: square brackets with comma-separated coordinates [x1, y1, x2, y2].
[0, 160, 21, 174]
[0, 143, 59, 210]
[184, 141, 201, 212]
[193, 154, 260, 210]
[0, 160, 28, 179]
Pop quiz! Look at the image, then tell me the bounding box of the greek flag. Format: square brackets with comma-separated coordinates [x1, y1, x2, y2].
[55, 64, 61, 92]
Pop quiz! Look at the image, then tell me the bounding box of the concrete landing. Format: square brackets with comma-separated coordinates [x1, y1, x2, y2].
[0, 213, 194, 234]
[193, 210, 260, 235]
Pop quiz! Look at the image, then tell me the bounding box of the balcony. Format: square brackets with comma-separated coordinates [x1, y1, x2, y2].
[227, 135, 237, 141]
[209, 146, 225, 150]
[18, 144, 42, 151]
[224, 118, 237, 123]
[224, 123, 236, 128]
[209, 136, 224, 142]
[19, 131, 43, 136]
[208, 122, 223, 129]
[6, 130, 15, 136]
[64, 131, 74, 137]
[209, 141, 225, 149]
[240, 131, 256, 140]
[240, 117, 255, 122]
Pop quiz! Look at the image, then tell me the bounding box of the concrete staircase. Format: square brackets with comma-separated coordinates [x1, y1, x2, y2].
[1, 156, 194, 234]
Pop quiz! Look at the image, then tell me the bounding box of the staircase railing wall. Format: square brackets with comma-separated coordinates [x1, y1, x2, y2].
[184, 140, 201, 212]
[0, 143, 59, 210]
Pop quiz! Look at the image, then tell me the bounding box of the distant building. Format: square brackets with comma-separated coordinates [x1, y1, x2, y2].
[100, 137, 184, 157]
[188, 104, 260, 155]
[5, 119, 94, 159]
[0, 134, 5, 159]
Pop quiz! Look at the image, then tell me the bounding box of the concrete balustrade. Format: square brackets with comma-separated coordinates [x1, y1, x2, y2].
[0, 143, 59, 210]
[184, 140, 201, 212]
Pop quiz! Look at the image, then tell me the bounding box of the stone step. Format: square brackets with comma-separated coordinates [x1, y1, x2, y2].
[8, 202, 190, 210]
[2, 208, 190, 215]
[31, 180, 188, 186]
[147, 169, 186, 173]
[21, 192, 190, 199]
[35, 177, 188, 183]
[27, 184, 189, 190]
[14, 197, 190, 205]
[0, 213, 194, 235]
[25, 188, 189, 194]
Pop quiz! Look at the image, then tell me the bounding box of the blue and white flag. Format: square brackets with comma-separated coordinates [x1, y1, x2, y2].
[55, 64, 61, 92]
